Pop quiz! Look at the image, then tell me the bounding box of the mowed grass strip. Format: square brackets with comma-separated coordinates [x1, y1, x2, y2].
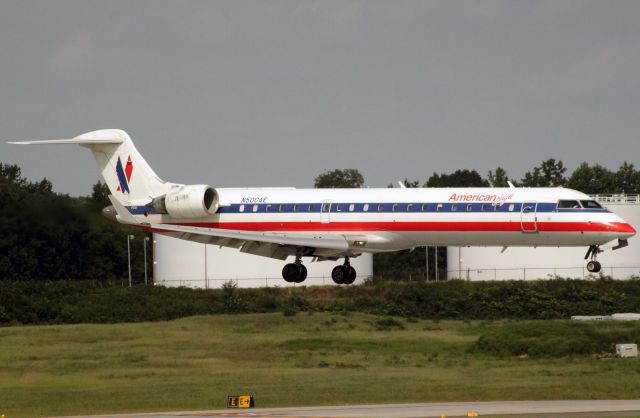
[1, 313, 640, 417]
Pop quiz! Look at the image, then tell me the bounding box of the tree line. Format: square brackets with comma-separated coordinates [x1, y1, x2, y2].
[0, 163, 150, 282]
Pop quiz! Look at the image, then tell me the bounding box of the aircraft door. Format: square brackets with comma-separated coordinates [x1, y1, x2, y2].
[520, 201, 538, 233]
[321, 200, 331, 224]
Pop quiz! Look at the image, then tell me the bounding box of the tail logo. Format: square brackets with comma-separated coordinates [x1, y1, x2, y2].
[115, 156, 133, 194]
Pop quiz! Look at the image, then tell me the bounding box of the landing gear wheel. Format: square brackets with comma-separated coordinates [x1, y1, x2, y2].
[343, 266, 357, 285]
[282, 263, 300, 283]
[294, 264, 307, 283]
[587, 260, 601, 273]
[332, 264, 357, 285]
[331, 265, 347, 284]
[283, 256, 307, 284]
[584, 245, 603, 273]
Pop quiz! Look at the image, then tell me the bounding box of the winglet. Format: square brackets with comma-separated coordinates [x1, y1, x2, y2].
[108, 195, 139, 225]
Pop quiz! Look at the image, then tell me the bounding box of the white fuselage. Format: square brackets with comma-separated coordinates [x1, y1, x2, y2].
[135, 187, 635, 257]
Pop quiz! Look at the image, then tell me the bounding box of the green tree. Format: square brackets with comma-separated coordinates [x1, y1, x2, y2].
[521, 158, 567, 187]
[425, 169, 489, 187]
[314, 169, 364, 188]
[615, 162, 640, 194]
[90, 181, 111, 207]
[487, 166, 511, 187]
[567, 163, 616, 194]
[0, 162, 151, 282]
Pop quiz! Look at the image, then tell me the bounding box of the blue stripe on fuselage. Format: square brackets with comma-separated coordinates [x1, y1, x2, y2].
[215, 202, 608, 214]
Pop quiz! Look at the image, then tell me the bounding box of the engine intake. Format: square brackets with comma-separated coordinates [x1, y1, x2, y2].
[150, 185, 219, 218]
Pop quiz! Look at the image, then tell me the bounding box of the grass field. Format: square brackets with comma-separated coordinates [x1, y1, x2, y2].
[1, 312, 639, 417]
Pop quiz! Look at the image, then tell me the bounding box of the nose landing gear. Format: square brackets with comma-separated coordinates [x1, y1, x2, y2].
[331, 257, 357, 285]
[282, 256, 307, 283]
[584, 245, 602, 273]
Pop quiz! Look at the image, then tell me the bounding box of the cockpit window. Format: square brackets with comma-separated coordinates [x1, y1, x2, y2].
[580, 200, 603, 209]
[557, 200, 581, 209]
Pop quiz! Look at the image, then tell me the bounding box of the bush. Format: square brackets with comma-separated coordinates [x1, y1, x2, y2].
[1, 278, 640, 325]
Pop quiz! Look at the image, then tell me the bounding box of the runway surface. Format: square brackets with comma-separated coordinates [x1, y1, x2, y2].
[62, 400, 640, 418]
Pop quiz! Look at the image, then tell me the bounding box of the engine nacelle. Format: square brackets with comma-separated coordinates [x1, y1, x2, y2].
[150, 185, 219, 218]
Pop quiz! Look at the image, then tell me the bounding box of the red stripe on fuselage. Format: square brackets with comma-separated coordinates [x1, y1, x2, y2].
[168, 221, 634, 234]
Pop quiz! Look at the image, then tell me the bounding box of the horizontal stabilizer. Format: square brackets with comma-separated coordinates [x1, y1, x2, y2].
[8, 138, 122, 145]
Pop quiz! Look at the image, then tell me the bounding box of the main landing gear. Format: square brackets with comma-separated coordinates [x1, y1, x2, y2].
[584, 245, 602, 273]
[281, 257, 357, 285]
[282, 256, 307, 283]
[331, 257, 357, 285]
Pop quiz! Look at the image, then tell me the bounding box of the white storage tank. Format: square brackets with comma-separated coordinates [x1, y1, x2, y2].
[447, 195, 640, 280]
[153, 233, 373, 288]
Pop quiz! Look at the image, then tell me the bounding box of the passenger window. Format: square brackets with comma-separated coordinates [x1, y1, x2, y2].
[481, 204, 487, 212]
[308, 204, 314, 212]
[363, 203, 369, 212]
[322, 203, 330, 212]
[437, 203, 443, 212]
[580, 200, 602, 209]
[557, 200, 581, 209]
[508, 203, 515, 212]
[466, 204, 473, 212]
[493, 203, 501, 211]
[377, 204, 384, 212]
[421, 204, 428, 212]
[451, 204, 457, 212]
[336, 204, 343, 212]
[239, 204, 245, 213]
[278, 204, 284, 212]
[392, 204, 399, 212]
[266, 204, 272, 212]
[293, 204, 299, 212]
[407, 204, 414, 212]
[253, 204, 258, 212]
[349, 204, 355, 212]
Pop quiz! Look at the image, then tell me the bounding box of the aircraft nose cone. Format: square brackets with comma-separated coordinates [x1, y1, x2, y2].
[614, 222, 636, 238]
[102, 205, 117, 221]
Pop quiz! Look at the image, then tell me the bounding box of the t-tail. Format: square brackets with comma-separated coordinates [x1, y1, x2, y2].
[9, 129, 220, 221]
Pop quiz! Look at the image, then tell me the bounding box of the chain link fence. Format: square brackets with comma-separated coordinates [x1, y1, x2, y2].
[447, 265, 640, 280]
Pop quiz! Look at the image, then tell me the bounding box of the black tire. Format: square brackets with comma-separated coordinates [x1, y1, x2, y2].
[587, 260, 602, 273]
[331, 265, 346, 284]
[294, 265, 307, 283]
[282, 263, 299, 282]
[342, 266, 356, 285]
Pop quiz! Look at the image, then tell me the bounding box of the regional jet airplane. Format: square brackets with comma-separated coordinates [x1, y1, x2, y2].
[10, 129, 636, 284]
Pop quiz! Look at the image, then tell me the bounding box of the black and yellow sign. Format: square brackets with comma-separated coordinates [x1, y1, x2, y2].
[227, 395, 255, 408]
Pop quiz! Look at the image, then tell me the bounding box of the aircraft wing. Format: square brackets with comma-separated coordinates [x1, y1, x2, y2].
[148, 222, 349, 251]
